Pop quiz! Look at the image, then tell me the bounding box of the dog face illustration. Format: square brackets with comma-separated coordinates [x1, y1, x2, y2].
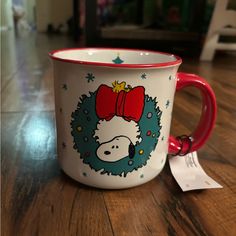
[96, 136, 135, 162]
[93, 116, 141, 145]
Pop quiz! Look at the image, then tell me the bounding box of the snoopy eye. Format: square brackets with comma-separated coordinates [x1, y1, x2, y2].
[112, 145, 114, 149]
[116, 145, 119, 149]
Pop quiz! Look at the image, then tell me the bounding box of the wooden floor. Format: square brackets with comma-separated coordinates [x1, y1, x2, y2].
[1, 31, 236, 236]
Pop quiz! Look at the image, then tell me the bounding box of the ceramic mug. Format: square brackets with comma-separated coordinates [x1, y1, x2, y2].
[49, 48, 216, 189]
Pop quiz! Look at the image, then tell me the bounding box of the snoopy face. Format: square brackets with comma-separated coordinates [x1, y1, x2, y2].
[94, 116, 141, 145]
[96, 136, 135, 162]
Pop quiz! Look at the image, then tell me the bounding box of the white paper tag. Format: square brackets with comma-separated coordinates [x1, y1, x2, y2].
[169, 151, 223, 191]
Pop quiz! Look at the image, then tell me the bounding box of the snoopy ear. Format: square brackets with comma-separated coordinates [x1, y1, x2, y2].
[128, 143, 135, 159]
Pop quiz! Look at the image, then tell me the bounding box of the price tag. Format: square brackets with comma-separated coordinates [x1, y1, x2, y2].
[169, 152, 223, 191]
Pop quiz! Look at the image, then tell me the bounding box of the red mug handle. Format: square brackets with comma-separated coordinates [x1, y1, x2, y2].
[168, 72, 217, 156]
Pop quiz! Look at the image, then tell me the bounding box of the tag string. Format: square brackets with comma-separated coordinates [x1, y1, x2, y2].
[173, 135, 193, 156]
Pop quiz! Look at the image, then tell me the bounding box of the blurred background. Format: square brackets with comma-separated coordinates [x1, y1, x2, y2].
[1, 0, 236, 56]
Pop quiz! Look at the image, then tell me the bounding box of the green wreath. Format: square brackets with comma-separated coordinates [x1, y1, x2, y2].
[71, 89, 162, 177]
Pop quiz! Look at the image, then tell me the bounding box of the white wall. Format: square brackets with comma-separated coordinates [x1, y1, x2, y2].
[23, 0, 36, 26]
[36, 0, 73, 32]
[1, 0, 14, 29]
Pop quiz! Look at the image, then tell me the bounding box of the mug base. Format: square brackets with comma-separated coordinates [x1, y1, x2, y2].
[60, 164, 165, 190]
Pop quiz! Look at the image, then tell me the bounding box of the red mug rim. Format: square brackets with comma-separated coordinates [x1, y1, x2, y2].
[49, 47, 182, 68]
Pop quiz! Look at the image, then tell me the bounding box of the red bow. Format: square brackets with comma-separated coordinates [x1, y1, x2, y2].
[96, 85, 145, 122]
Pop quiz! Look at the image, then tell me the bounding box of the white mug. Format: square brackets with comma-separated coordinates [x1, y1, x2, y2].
[49, 48, 216, 189]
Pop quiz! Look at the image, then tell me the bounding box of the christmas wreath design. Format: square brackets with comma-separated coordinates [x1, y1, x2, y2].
[71, 81, 162, 177]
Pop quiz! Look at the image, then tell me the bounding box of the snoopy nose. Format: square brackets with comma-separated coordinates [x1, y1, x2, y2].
[104, 151, 111, 155]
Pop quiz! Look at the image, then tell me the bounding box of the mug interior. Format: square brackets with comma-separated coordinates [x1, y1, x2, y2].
[50, 48, 182, 68]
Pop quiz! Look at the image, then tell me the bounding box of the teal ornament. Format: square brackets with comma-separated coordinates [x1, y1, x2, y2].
[62, 84, 68, 90]
[141, 73, 147, 79]
[85, 73, 95, 83]
[112, 54, 124, 64]
[165, 100, 170, 108]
